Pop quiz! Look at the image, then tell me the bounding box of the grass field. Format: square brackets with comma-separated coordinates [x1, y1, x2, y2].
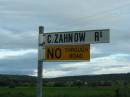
[0, 87, 36, 97]
[44, 86, 130, 97]
[0, 86, 129, 97]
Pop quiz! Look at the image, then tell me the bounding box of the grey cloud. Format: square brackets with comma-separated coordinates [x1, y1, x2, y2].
[0, 57, 36, 69]
[0, 0, 130, 77]
[0, 69, 35, 76]
[43, 54, 130, 77]
[0, 29, 38, 49]
[0, 51, 37, 75]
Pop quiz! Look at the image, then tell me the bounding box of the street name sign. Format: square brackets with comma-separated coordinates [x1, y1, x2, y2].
[44, 44, 90, 61]
[37, 26, 110, 97]
[43, 29, 110, 45]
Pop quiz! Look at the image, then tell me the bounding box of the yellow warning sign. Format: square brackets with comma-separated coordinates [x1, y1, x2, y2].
[45, 44, 90, 61]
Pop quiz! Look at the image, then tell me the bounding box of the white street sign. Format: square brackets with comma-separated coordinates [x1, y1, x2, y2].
[43, 29, 110, 45]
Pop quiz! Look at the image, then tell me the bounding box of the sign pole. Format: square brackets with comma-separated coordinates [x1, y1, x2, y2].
[37, 26, 44, 97]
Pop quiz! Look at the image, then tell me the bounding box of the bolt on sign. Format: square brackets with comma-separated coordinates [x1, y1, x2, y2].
[43, 29, 110, 45]
[44, 44, 90, 61]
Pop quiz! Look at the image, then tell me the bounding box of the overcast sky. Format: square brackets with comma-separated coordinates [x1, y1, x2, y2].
[0, 0, 130, 78]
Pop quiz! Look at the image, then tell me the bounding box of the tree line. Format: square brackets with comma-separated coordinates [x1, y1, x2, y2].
[0, 73, 129, 88]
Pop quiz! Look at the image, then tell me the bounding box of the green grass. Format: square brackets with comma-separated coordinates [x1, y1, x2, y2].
[0, 87, 36, 97]
[0, 86, 129, 97]
[44, 87, 117, 97]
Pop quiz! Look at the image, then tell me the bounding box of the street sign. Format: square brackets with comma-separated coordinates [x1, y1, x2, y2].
[44, 44, 90, 61]
[43, 29, 110, 45]
[37, 26, 110, 97]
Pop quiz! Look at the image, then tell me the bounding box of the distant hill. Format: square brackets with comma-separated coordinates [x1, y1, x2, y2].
[0, 73, 129, 87]
[44, 73, 130, 87]
[0, 74, 36, 87]
[44, 73, 130, 82]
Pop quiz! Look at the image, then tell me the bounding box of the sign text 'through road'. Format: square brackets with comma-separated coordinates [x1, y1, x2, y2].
[44, 44, 90, 61]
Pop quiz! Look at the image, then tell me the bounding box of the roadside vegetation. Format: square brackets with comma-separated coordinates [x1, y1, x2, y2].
[0, 73, 129, 97]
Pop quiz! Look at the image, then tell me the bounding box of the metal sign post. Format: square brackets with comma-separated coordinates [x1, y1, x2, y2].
[37, 26, 44, 97]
